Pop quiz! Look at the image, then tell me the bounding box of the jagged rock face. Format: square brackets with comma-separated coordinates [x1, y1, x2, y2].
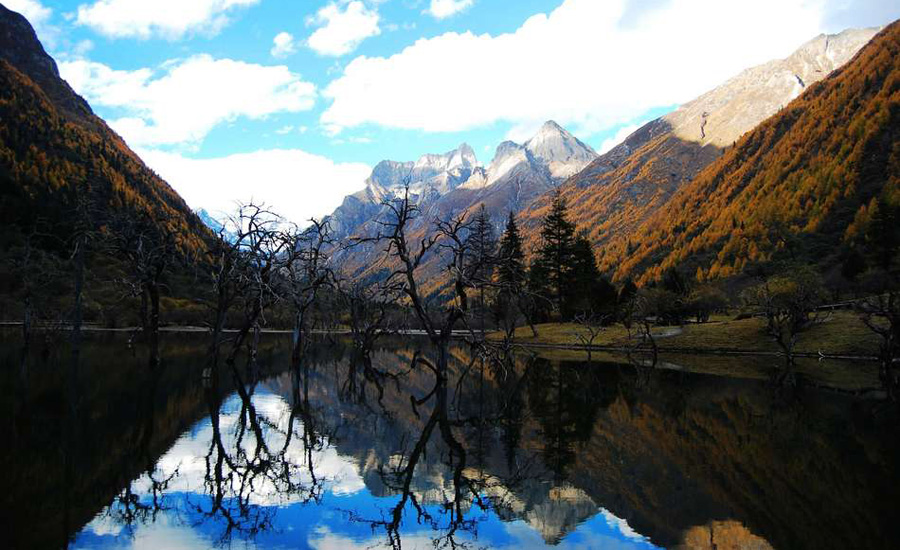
[663, 27, 879, 147]
[327, 143, 479, 241]
[482, 140, 532, 187]
[326, 121, 596, 287]
[462, 121, 597, 190]
[525, 120, 598, 180]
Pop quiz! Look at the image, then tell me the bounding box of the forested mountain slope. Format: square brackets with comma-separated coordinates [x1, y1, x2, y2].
[0, 4, 208, 255]
[0, 4, 211, 324]
[609, 20, 899, 284]
[517, 27, 878, 273]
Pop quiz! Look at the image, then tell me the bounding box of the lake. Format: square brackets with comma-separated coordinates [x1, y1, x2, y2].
[2, 330, 898, 549]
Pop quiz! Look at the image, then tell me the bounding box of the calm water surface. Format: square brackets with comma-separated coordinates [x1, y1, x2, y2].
[2, 330, 898, 549]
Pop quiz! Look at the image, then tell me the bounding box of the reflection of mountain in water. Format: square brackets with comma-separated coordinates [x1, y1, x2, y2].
[264, 342, 900, 549]
[4, 333, 900, 549]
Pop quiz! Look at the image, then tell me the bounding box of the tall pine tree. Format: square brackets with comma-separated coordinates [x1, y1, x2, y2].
[565, 234, 616, 319]
[464, 205, 496, 333]
[494, 211, 530, 333]
[534, 189, 577, 318]
[496, 211, 525, 294]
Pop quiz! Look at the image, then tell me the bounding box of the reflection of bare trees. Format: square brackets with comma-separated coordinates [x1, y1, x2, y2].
[105, 468, 178, 538]
[340, 344, 542, 549]
[361, 372, 480, 549]
[195, 360, 334, 544]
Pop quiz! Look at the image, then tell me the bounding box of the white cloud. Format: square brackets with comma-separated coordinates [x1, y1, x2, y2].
[321, 0, 831, 136]
[72, 38, 94, 56]
[271, 31, 297, 58]
[504, 120, 545, 143]
[598, 123, 641, 154]
[4, 0, 51, 26]
[137, 148, 371, 224]
[427, 0, 474, 19]
[59, 55, 316, 147]
[75, 0, 258, 40]
[275, 125, 295, 135]
[307, 1, 380, 57]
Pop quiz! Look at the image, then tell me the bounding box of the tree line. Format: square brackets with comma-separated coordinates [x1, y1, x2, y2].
[5, 174, 899, 400]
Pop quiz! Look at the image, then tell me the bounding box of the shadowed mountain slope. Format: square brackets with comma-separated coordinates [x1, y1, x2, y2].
[0, 3, 208, 255]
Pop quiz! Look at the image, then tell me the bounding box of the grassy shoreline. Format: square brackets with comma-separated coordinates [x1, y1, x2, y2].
[488, 311, 883, 359]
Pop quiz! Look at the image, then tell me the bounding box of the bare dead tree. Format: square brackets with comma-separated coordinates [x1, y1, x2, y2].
[338, 279, 391, 354]
[572, 311, 608, 362]
[742, 267, 830, 381]
[204, 203, 288, 377]
[280, 218, 333, 368]
[106, 211, 176, 368]
[360, 186, 474, 379]
[205, 217, 251, 377]
[857, 291, 900, 400]
[69, 191, 98, 360]
[7, 220, 58, 370]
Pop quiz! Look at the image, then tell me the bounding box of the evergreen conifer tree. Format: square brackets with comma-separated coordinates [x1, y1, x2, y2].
[534, 189, 576, 318]
[496, 211, 525, 293]
[566, 234, 617, 319]
[464, 205, 496, 333]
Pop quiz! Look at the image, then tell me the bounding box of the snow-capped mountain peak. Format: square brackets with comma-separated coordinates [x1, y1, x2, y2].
[461, 121, 596, 189]
[413, 142, 478, 172]
[524, 120, 597, 180]
[485, 141, 529, 187]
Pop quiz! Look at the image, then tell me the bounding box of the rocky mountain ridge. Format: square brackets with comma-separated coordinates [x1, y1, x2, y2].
[326, 120, 596, 252]
[516, 26, 880, 272]
[664, 27, 880, 147]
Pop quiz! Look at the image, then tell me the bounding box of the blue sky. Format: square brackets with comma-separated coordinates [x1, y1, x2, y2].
[5, 0, 899, 223]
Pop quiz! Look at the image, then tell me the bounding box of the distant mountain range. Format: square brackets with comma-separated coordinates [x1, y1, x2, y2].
[1, 0, 896, 297]
[328, 120, 595, 242]
[323, 23, 889, 290]
[327, 120, 597, 291]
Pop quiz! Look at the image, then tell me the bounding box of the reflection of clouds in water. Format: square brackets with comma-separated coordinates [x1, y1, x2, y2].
[77, 513, 214, 549]
[74, 389, 658, 550]
[134, 390, 366, 505]
[601, 508, 652, 543]
[503, 516, 660, 550]
[309, 527, 457, 550]
[79, 388, 366, 541]
[308, 513, 660, 550]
